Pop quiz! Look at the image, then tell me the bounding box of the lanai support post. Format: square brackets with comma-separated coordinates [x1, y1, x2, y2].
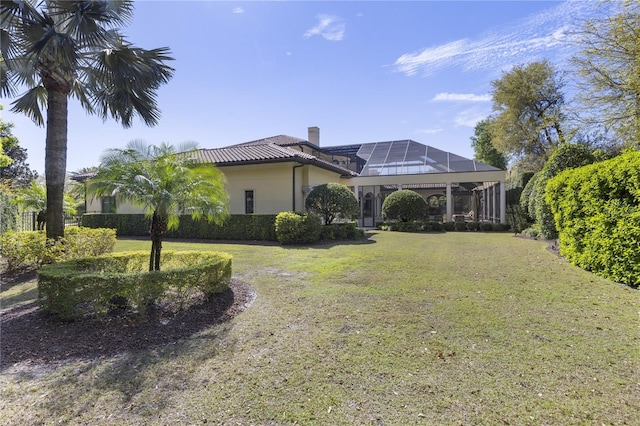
[492, 183, 497, 223]
[500, 181, 506, 224]
[446, 183, 452, 222]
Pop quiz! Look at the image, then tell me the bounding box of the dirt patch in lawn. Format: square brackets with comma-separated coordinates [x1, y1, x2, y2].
[0, 278, 255, 370]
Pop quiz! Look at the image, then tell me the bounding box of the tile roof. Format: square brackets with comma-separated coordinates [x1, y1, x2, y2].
[191, 142, 357, 176]
[227, 135, 311, 148]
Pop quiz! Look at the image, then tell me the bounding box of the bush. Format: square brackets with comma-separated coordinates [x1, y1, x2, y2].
[37, 250, 232, 320]
[480, 222, 494, 231]
[525, 144, 597, 239]
[443, 221, 456, 231]
[506, 172, 534, 233]
[466, 221, 480, 231]
[275, 212, 322, 244]
[305, 183, 359, 225]
[0, 191, 18, 235]
[381, 190, 427, 222]
[83, 213, 278, 241]
[320, 222, 364, 240]
[546, 150, 640, 287]
[0, 227, 116, 272]
[454, 221, 468, 231]
[430, 221, 444, 232]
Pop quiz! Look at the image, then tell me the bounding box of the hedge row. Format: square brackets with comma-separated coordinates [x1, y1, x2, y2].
[38, 250, 232, 320]
[82, 213, 278, 241]
[0, 227, 116, 272]
[0, 191, 18, 235]
[546, 150, 640, 287]
[378, 221, 510, 232]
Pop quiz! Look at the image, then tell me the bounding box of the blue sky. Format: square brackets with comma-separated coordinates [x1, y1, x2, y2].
[2, 0, 604, 174]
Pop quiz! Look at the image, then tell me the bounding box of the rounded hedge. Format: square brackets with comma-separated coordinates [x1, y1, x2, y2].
[305, 183, 359, 225]
[381, 190, 427, 222]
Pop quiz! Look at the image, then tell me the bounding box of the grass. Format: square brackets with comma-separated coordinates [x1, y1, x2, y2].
[1, 231, 639, 425]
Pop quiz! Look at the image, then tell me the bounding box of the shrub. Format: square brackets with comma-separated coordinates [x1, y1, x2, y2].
[506, 172, 534, 233]
[443, 221, 456, 231]
[305, 183, 359, 225]
[430, 221, 444, 232]
[466, 221, 480, 231]
[0, 191, 18, 235]
[0, 227, 116, 272]
[275, 212, 322, 244]
[454, 221, 468, 231]
[381, 190, 427, 222]
[37, 250, 232, 320]
[392, 221, 424, 232]
[546, 150, 640, 287]
[480, 222, 494, 231]
[525, 144, 597, 239]
[83, 213, 278, 241]
[320, 222, 363, 240]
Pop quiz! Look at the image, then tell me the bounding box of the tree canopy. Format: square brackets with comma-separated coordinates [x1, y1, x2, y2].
[572, 1, 640, 146]
[489, 60, 566, 172]
[470, 119, 508, 170]
[305, 183, 359, 225]
[87, 140, 229, 271]
[1, 0, 174, 239]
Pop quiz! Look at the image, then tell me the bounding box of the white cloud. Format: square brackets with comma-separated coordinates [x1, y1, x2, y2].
[304, 14, 346, 41]
[232, 7, 244, 14]
[393, 1, 599, 77]
[433, 93, 491, 102]
[414, 128, 444, 135]
[455, 108, 488, 128]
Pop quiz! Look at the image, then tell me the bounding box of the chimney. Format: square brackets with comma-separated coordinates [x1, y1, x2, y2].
[308, 126, 320, 146]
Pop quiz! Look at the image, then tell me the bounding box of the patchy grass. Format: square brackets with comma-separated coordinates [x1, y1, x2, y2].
[1, 232, 638, 425]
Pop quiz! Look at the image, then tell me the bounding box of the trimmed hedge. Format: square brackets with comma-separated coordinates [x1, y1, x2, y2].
[546, 150, 640, 287]
[275, 212, 322, 244]
[82, 213, 278, 241]
[319, 222, 364, 240]
[0, 227, 116, 272]
[382, 190, 427, 222]
[37, 250, 232, 320]
[0, 191, 18, 235]
[377, 220, 508, 233]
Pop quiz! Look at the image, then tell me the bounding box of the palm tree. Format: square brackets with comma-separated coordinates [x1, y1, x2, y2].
[14, 180, 77, 230]
[1, 1, 174, 240]
[87, 140, 229, 271]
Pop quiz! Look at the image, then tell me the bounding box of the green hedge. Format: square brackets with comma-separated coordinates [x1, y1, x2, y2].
[82, 213, 278, 241]
[319, 222, 364, 240]
[37, 250, 232, 320]
[0, 191, 18, 235]
[377, 220, 508, 232]
[275, 212, 322, 244]
[546, 150, 640, 287]
[0, 227, 116, 272]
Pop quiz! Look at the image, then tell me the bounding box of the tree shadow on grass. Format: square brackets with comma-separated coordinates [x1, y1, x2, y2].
[0, 279, 255, 371]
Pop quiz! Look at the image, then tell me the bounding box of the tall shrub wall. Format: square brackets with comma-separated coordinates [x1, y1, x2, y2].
[0, 191, 18, 235]
[546, 151, 640, 287]
[82, 213, 278, 241]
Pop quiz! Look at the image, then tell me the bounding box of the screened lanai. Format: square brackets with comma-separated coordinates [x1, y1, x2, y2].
[325, 140, 507, 227]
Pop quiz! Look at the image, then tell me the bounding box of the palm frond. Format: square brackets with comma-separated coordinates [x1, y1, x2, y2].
[10, 85, 47, 126]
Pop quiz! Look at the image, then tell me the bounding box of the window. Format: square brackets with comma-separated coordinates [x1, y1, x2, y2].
[245, 190, 254, 214]
[101, 196, 116, 213]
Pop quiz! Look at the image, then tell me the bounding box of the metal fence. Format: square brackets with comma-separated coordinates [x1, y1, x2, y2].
[17, 211, 81, 232]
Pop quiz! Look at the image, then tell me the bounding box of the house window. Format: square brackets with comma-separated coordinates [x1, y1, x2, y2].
[101, 196, 116, 213]
[245, 190, 254, 214]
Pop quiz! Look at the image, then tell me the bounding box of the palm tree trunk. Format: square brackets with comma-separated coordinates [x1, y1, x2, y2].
[149, 210, 168, 271]
[45, 89, 69, 240]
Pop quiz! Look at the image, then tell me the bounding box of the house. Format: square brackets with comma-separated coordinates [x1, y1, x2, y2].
[76, 127, 508, 225]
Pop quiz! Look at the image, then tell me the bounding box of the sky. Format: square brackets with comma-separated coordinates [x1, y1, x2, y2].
[1, 0, 608, 175]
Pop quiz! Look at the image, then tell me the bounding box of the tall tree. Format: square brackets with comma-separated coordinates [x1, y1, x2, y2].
[0, 105, 17, 167]
[572, 1, 640, 146]
[470, 118, 508, 169]
[87, 141, 230, 271]
[489, 60, 566, 172]
[1, 1, 174, 239]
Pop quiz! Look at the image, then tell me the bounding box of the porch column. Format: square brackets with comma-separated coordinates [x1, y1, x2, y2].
[354, 185, 361, 227]
[492, 183, 497, 223]
[483, 186, 488, 221]
[500, 181, 506, 224]
[446, 182, 452, 222]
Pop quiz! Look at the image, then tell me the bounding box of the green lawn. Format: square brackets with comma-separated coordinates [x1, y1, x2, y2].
[1, 232, 638, 425]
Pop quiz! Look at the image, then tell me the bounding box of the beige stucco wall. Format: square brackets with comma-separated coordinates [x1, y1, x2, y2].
[85, 197, 143, 214]
[220, 162, 341, 214]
